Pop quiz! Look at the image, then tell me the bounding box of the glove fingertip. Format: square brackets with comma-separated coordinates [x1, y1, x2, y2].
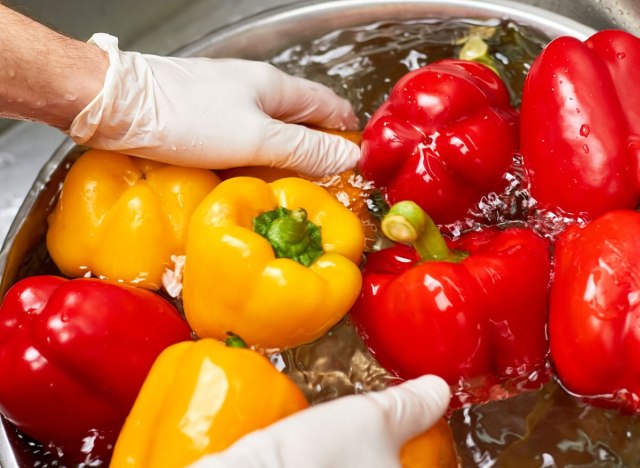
[368, 374, 452, 446]
[341, 110, 360, 132]
[404, 375, 452, 413]
[322, 135, 360, 175]
[289, 129, 361, 177]
[270, 73, 360, 131]
[311, 88, 359, 131]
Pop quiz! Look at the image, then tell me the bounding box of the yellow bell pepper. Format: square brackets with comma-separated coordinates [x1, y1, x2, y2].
[401, 418, 459, 468]
[183, 176, 364, 349]
[46, 149, 220, 289]
[110, 338, 309, 468]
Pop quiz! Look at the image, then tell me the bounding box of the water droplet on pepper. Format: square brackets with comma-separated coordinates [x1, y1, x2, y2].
[580, 124, 590, 137]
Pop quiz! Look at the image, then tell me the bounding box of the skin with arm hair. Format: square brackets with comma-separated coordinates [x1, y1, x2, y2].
[0, 4, 108, 130]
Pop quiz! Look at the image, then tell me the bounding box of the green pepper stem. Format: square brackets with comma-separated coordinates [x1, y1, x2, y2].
[253, 206, 323, 267]
[459, 35, 500, 75]
[224, 332, 248, 348]
[381, 201, 467, 263]
[272, 208, 308, 244]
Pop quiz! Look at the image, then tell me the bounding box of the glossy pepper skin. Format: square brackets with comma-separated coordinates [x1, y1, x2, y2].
[549, 210, 640, 412]
[110, 338, 309, 468]
[183, 176, 364, 349]
[351, 202, 551, 384]
[521, 30, 640, 219]
[47, 149, 220, 289]
[359, 59, 518, 225]
[0, 276, 192, 456]
[401, 418, 458, 468]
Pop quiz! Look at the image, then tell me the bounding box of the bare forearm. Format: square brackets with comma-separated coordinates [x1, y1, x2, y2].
[0, 4, 108, 130]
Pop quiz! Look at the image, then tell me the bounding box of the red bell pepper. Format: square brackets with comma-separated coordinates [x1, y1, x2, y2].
[359, 59, 518, 225]
[0, 276, 192, 461]
[351, 201, 550, 385]
[520, 30, 640, 219]
[549, 210, 640, 412]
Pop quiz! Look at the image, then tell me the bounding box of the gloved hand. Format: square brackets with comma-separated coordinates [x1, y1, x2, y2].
[68, 34, 360, 177]
[189, 375, 451, 468]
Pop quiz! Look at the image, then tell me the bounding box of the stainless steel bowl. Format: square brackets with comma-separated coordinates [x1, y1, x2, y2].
[0, 0, 598, 466]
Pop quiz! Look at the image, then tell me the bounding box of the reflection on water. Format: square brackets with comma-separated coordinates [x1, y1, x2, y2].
[279, 319, 398, 403]
[270, 17, 549, 121]
[451, 381, 640, 467]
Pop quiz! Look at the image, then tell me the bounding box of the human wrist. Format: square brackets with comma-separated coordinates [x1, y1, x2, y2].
[0, 5, 108, 130]
[50, 36, 109, 131]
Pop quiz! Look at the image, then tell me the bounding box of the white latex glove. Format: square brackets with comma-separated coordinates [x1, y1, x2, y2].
[68, 34, 360, 177]
[189, 375, 451, 468]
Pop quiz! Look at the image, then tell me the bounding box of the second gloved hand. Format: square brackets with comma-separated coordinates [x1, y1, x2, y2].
[189, 375, 451, 468]
[68, 34, 360, 177]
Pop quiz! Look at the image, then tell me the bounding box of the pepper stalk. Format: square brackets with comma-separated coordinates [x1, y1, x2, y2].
[381, 201, 467, 263]
[253, 206, 323, 267]
[459, 35, 500, 76]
